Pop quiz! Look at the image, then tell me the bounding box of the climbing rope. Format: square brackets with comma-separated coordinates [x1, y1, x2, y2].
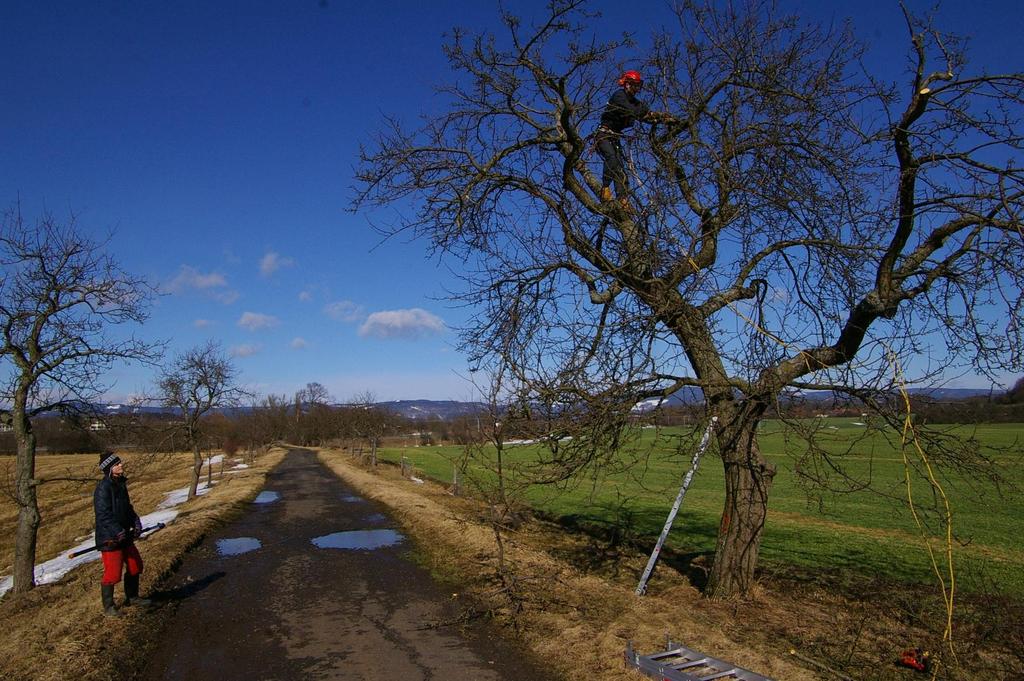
[889, 350, 958, 673]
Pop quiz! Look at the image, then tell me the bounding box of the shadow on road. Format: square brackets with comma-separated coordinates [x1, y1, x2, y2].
[153, 571, 226, 602]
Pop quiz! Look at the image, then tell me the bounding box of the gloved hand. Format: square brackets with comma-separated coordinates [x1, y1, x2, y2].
[646, 110, 677, 124]
[115, 530, 127, 545]
[134, 518, 143, 537]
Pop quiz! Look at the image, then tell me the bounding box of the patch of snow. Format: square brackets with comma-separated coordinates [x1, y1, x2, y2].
[631, 398, 664, 413]
[506, 436, 573, 446]
[144, 508, 182, 527]
[410, 476, 424, 484]
[157, 482, 216, 509]
[0, 537, 100, 596]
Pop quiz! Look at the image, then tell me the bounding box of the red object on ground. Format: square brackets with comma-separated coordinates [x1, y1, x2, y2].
[897, 648, 930, 672]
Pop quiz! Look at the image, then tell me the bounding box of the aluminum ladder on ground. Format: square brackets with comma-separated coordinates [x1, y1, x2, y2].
[626, 638, 775, 681]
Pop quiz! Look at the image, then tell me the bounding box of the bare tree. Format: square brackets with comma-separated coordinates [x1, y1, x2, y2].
[299, 381, 330, 406]
[0, 207, 160, 593]
[293, 381, 333, 445]
[347, 391, 395, 466]
[455, 369, 547, 623]
[355, 0, 1024, 597]
[157, 342, 248, 499]
[255, 393, 291, 446]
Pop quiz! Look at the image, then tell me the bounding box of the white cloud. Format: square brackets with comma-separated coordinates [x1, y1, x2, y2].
[216, 290, 241, 305]
[193, 319, 213, 328]
[358, 308, 446, 340]
[259, 251, 294, 277]
[168, 265, 226, 292]
[230, 344, 261, 358]
[290, 337, 308, 349]
[238, 311, 280, 331]
[167, 265, 238, 304]
[324, 300, 364, 323]
[298, 290, 313, 302]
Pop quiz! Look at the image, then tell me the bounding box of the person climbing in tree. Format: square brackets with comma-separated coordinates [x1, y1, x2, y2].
[94, 450, 151, 616]
[595, 69, 674, 212]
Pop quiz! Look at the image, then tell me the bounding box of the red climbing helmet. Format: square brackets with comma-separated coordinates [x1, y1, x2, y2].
[618, 70, 643, 88]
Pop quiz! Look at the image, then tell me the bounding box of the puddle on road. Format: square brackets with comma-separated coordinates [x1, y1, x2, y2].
[253, 491, 280, 504]
[216, 537, 262, 556]
[339, 494, 363, 503]
[311, 529, 404, 550]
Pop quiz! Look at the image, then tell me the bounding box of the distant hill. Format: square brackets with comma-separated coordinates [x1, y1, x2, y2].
[85, 399, 488, 422]
[632, 386, 1000, 412]
[780, 387, 997, 402]
[905, 387, 1000, 400]
[371, 400, 487, 421]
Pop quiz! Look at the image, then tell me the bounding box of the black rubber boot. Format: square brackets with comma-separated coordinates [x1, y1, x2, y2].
[101, 584, 121, 617]
[124, 574, 152, 607]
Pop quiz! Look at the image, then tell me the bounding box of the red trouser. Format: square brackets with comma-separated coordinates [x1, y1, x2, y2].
[100, 544, 143, 585]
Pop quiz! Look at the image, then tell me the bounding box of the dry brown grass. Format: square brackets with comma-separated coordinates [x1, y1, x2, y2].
[315, 448, 818, 681]
[0, 448, 285, 681]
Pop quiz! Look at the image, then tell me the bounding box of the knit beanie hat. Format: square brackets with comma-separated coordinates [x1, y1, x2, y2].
[99, 451, 121, 473]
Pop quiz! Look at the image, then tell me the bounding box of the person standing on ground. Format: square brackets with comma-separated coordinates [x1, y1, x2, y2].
[94, 450, 151, 616]
[596, 69, 674, 211]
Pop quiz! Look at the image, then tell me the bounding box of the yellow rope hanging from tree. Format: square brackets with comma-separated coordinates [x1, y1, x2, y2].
[890, 349, 958, 674]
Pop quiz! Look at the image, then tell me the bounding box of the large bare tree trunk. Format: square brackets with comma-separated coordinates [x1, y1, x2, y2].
[12, 392, 40, 593]
[679, 317, 779, 597]
[705, 415, 776, 598]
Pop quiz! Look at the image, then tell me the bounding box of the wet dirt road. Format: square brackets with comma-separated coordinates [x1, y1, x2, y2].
[138, 448, 554, 681]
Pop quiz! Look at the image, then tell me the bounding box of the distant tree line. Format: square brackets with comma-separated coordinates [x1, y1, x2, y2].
[643, 387, 1024, 426]
[0, 397, 402, 456]
[4, 378, 1020, 459]
[909, 379, 1024, 424]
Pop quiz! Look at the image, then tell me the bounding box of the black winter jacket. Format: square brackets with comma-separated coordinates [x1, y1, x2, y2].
[94, 474, 140, 551]
[599, 89, 650, 134]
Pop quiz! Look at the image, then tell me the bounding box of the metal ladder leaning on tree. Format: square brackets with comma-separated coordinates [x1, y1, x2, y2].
[635, 417, 718, 596]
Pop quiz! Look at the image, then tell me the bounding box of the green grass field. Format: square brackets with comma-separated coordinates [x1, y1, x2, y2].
[377, 419, 1024, 597]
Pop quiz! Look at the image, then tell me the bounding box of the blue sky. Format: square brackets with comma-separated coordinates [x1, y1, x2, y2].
[2, 1, 1021, 402]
